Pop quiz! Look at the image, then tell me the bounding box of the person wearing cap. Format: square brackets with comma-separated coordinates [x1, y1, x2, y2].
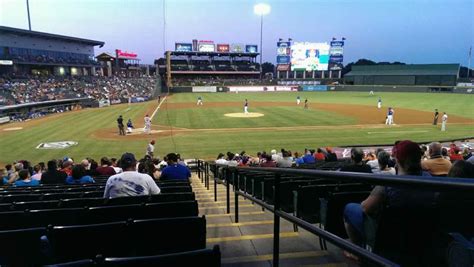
[421, 142, 452, 176]
[117, 115, 125, 136]
[104, 152, 160, 198]
[160, 153, 191, 181]
[343, 140, 436, 259]
[144, 114, 151, 134]
[146, 140, 155, 158]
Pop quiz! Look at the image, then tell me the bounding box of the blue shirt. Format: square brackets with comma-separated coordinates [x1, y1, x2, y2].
[302, 154, 316, 164]
[66, 175, 95, 184]
[160, 164, 191, 181]
[14, 179, 40, 187]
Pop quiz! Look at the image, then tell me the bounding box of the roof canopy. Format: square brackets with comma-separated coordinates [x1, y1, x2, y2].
[345, 64, 460, 76]
[0, 26, 104, 47]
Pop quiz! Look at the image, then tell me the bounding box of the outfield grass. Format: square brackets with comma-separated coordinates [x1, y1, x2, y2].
[0, 92, 472, 165]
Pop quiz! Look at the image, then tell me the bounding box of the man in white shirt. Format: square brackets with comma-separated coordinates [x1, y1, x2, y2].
[441, 112, 448, 131]
[104, 153, 160, 198]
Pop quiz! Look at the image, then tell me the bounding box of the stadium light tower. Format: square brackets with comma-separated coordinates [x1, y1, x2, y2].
[254, 3, 271, 80]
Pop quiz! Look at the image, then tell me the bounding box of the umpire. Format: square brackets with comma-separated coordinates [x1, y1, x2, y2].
[117, 115, 125, 136]
[433, 109, 439, 125]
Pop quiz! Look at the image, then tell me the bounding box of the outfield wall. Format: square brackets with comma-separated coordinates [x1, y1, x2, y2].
[333, 85, 474, 93]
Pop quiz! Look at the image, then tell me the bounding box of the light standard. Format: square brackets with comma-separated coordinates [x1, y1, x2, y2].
[254, 3, 271, 80]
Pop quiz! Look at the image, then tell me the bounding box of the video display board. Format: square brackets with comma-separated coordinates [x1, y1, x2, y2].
[290, 42, 330, 71]
[175, 43, 193, 52]
[231, 43, 245, 53]
[198, 41, 215, 52]
[217, 44, 230, 52]
[246, 45, 258, 53]
[329, 40, 344, 70]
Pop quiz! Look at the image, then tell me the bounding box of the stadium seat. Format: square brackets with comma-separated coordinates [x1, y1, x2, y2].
[44, 259, 95, 267]
[59, 197, 106, 208]
[0, 194, 42, 203]
[100, 245, 221, 267]
[0, 227, 47, 265]
[159, 186, 192, 193]
[13, 200, 60, 211]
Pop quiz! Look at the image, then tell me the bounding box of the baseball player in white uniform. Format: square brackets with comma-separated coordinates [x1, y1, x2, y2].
[296, 96, 301, 105]
[197, 96, 203, 105]
[441, 112, 448, 131]
[144, 114, 151, 134]
[244, 99, 249, 114]
[386, 107, 394, 125]
[377, 97, 382, 109]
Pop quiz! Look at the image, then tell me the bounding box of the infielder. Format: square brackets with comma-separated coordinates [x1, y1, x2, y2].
[441, 112, 448, 131]
[244, 99, 249, 114]
[304, 99, 308, 109]
[385, 107, 394, 125]
[377, 97, 382, 109]
[144, 114, 151, 134]
[296, 96, 301, 105]
[197, 96, 203, 105]
[433, 109, 439, 125]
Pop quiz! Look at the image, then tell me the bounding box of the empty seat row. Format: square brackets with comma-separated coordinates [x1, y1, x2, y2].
[47, 245, 221, 267]
[0, 200, 199, 230]
[0, 192, 196, 212]
[0, 216, 207, 265]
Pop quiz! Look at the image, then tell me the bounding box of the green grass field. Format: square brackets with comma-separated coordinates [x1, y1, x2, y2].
[1, 91, 472, 165]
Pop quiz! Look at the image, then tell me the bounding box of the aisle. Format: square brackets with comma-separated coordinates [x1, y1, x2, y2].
[191, 175, 351, 267]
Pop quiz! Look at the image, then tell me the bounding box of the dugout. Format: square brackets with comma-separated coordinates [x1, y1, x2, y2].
[344, 64, 460, 86]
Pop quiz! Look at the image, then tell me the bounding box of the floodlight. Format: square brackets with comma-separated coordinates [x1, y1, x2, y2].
[254, 3, 271, 16]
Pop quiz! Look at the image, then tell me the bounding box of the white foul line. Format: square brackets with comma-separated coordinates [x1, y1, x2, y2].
[367, 130, 428, 134]
[150, 96, 167, 120]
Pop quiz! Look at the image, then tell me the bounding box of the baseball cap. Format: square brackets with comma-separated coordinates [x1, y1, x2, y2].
[120, 152, 137, 164]
[392, 140, 422, 162]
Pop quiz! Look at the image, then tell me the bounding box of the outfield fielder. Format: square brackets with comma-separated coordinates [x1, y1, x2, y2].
[144, 114, 151, 134]
[244, 99, 249, 114]
[296, 96, 301, 105]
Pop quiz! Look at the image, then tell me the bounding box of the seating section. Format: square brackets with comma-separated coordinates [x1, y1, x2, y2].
[0, 176, 221, 265]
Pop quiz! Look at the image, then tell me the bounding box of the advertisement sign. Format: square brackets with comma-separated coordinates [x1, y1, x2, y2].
[198, 41, 215, 52]
[277, 56, 291, 64]
[0, 60, 13, 65]
[0, 116, 10, 124]
[329, 47, 344, 56]
[175, 43, 193, 52]
[330, 41, 345, 47]
[115, 49, 138, 59]
[277, 64, 290, 71]
[277, 41, 291, 56]
[246, 45, 258, 53]
[192, 86, 217, 93]
[290, 42, 330, 71]
[228, 86, 296, 92]
[302, 85, 328, 91]
[329, 55, 344, 63]
[329, 63, 343, 71]
[231, 43, 245, 53]
[216, 44, 230, 53]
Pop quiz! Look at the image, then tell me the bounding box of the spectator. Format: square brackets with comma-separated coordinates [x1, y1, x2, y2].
[41, 160, 67, 184]
[104, 153, 160, 198]
[302, 150, 316, 164]
[447, 160, 474, 178]
[96, 157, 117, 176]
[421, 142, 452, 176]
[462, 148, 472, 161]
[343, 140, 435, 259]
[14, 169, 40, 187]
[260, 154, 277, 167]
[86, 159, 100, 176]
[30, 164, 43, 180]
[61, 159, 73, 176]
[110, 158, 122, 174]
[294, 152, 305, 165]
[340, 148, 372, 173]
[314, 148, 326, 161]
[215, 153, 228, 165]
[7, 162, 23, 184]
[374, 151, 396, 175]
[449, 146, 464, 162]
[160, 153, 191, 181]
[177, 154, 188, 167]
[276, 150, 293, 168]
[66, 165, 95, 184]
[325, 147, 338, 162]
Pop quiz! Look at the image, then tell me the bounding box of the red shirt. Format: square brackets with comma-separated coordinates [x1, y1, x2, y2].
[314, 152, 325, 161]
[96, 166, 116, 176]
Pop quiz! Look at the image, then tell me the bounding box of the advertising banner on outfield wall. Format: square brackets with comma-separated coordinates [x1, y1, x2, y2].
[192, 86, 217, 93]
[302, 85, 328, 91]
[228, 86, 297, 92]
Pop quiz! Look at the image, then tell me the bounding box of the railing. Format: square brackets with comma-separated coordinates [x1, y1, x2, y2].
[196, 160, 474, 267]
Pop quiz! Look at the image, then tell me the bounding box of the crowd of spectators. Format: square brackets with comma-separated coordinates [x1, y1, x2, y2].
[0, 75, 156, 106]
[171, 76, 275, 87]
[0, 151, 191, 199]
[213, 141, 473, 176]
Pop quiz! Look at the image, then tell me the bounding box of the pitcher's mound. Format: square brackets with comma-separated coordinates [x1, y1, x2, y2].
[224, 113, 264, 118]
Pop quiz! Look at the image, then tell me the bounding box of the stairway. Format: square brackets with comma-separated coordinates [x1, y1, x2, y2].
[191, 175, 352, 267]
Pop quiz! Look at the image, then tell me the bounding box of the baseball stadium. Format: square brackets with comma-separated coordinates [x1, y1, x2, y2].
[0, 1, 473, 266]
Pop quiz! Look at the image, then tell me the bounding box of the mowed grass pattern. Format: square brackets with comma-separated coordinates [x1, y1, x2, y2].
[0, 92, 472, 164]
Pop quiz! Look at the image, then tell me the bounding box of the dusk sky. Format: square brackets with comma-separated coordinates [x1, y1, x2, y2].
[1, 0, 473, 65]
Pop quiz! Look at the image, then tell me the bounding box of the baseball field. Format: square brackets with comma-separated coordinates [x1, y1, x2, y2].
[0, 91, 473, 165]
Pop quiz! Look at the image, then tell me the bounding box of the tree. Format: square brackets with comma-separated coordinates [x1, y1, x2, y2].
[262, 62, 275, 75]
